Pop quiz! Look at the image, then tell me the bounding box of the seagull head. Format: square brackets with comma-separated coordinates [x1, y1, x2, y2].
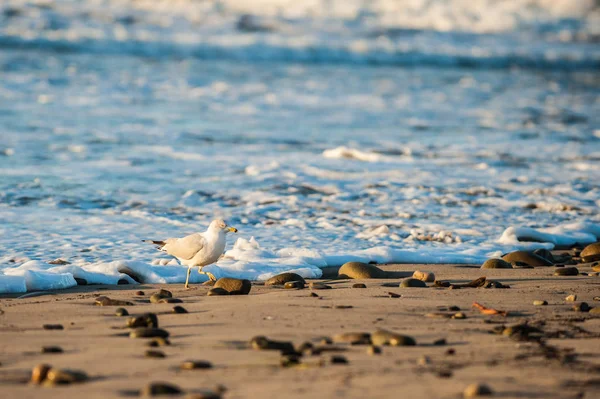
[209, 219, 238, 234]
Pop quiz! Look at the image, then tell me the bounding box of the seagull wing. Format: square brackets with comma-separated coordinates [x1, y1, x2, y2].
[161, 233, 206, 260]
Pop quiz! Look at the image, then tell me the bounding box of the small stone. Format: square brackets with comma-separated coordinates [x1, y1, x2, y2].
[265, 273, 306, 286]
[330, 355, 348, 365]
[250, 336, 295, 354]
[367, 345, 381, 355]
[180, 360, 212, 370]
[43, 324, 64, 330]
[593, 265, 600, 272]
[141, 382, 182, 396]
[309, 292, 319, 298]
[31, 364, 52, 384]
[320, 337, 333, 345]
[146, 337, 170, 347]
[130, 328, 170, 339]
[284, 281, 304, 289]
[95, 296, 134, 306]
[41, 346, 63, 354]
[333, 332, 371, 345]
[446, 348, 456, 355]
[135, 290, 145, 296]
[338, 262, 387, 279]
[400, 278, 427, 288]
[173, 306, 188, 314]
[433, 338, 447, 346]
[381, 282, 400, 287]
[145, 350, 166, 358]
[463, 383, 493, 398]
[157, 289, 172, 298]
[158, 298, 183, 304]
[45, 368, 88, 384]
[48, 258, 70, 265]
[589, 308, 600, 314]
[214, 278, 252, 295]
[280, 354, 301, 367]
[502, 251, 553, 266]
[566, 294, 577, 302]
[554, 267, 579, 276]
[371, 329, 416, 346]
[127, 313, 159, 328]
[533, 300, 548, 306]
[452, 312, 467, 319]
[74, 278, 87, 285]
[412, 270, 436, 282]
[207, 287, 229, 296]
[352, 283, 367, 288]
[481, 259, 512, 269]
[594, 296, 600, 301]
[115, 308, 129, 316]
[573, 302, 591, 312]
[308, 282, 331, 289]
[581, 242, 600, 263]
[388, 292, 401, 298]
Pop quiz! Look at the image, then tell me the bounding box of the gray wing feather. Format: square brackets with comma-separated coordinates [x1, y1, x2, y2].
[161, 233, 206, 260]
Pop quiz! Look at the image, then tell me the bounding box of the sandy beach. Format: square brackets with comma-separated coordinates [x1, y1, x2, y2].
[1, 261, 599, 399]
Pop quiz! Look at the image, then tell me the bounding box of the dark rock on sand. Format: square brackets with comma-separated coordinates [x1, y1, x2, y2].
[554, 267, 579, 276]
[371, 329, 416, 346]
[533, 300, 548, 306]
[338, 262, 387, 279]
[333, 332, 371, 345]
[147, 337, 170, 347]
[400, 278, 427, 288]
[95, 296, 134, 306]
[180, 360, 212, 370]
[127, 313, 159, 328]
[284, 281, 304, 289]
[145, 350, 166, 358]
[207, 287, 229, 296]
[115, 308, 129, 317]
[309, 292, 319, 298]
[330, 355, 349, 365]
[308, 282, 331, 289]
[173, 306, 188, 314]
[581, 243, 600, 263]
[31, 364, 52, 384]
[250, 336, 295, 354]
[265, 273, 306, 286]
[502, 251, 553, 266]
[43, 324, 64, 330]
[481, 259, 512, 269]
[573, 302, 591, 312]
[463, 383, 493, 398]
[214, 278, 252, 295]
[367, 345, 382, 355]
[352, 283, 367, 288]
[388, 292, 401, 298]
[533, 248, 555, 263]
[158, 298, 183, 304]
[42, 346, 63, 354]
[45, 368, 88, 384]
[141, 382, 182, 396]
[412, 270, 436, 282]
[135, 290, 145, 296]
[74, 278, 87, 285]
[130, 328, 170, 339]
[512, 261, 534, 269]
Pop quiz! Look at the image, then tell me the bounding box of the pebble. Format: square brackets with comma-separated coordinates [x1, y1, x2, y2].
[309, 282, 332, 290]
[463, 383, 493, 398]
[145, 350, 166, 358]
[592, 264, 600, 272]
[214, 278, 252, 295]
[589, 308, 600, 315]
[135, 290, 145, 295]
[130, 328, 170, 339]
[95, 296, 134, 306]
[338, 262, 387, 279]
[115, 308, 129, 316]
[207, 287, 229, 296]
[265, 273, 306, 286]
[367, 345, 381, 355]
[381, 282, 400, 287]
[31, 364, 52, 384]
[127, 313, 159, 328]
[400, 278, 427, 288]
[147, 338, 170, 347]
[309, 292, 319, 298]
[566, 294, 577, 302]
[388, 292, 401, 298]
[173, 306, 188, 314]
[45, 368, 88, 385]
[371, 329, 416, 346]
[573, 302, 591, 312]
[333, 332, 371, 345]
[352, 283, 367, 288]
[158, 298, 183, 304]
[581, 242, 600, 263]
[250, 336, 295, 354]
[453, 312, 467, 319]
[594, 296, 600, 301]
[481, 259, 512, 269]
[533, 300, 548, 306]
[502, 250, 553, 267]
[180, 360, 212, 370]
[43, 324, 64, 330]
[141, 382, 182, 396]
[330, 355, 349, 365]
[41, 346, 63, 354]
[412, 270, 436, 282]
[554, 267, 579, 276]
[433, 338, 447, 346]
[284, 281, 304, 289]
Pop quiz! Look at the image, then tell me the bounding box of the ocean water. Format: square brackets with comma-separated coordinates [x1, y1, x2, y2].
[1, 0, 599, 293]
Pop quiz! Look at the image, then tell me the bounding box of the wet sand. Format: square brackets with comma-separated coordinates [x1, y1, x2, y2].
[1, 263, 599, 399]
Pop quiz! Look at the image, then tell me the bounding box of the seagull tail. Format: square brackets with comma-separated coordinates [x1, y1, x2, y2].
[142, 239, 166, 249]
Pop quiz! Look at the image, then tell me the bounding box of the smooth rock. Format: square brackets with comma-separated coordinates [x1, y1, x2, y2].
[173, 306, 188, 314]
[565, 294, 577, 301]
[250, 336, 295, 354]
[400, 278, 427, 288]
[115, 308, 129, 317]
[412, 270, 436, 282]
[332, 332, 371, 345]
[284, 281, 304, 289]
[330, 355, 348, 365]
[130, 328, 169, 339]
[554, 267, 578, 276]
[308, 282, 331, 290]
[127, 313, 159, 328]
[338, 262, 387, 279]
[147, 338, 170, 347]
[145, 350, 166, 358]
[95, 296, 133, 306]
[388, 292, 401, 298]
[31, 364, 52, 384]
[214, 278, 251, 295]
[581, 243, 600, 263]
[533, 300, 548, 306]
[180, 360, 212, 370]
[135, 290, 145, 296]
[589, 308, 600, 315]
[593, 265, 600, 272]
[533, 248, 555, 263]
[371, 329, 416, 346]
[481, 259, 512, 269]
[45, 368, 88, 384]
[207, 287, 229, 296]
[309, 292, 319, 298]
[43, 324, 64, 330]
[573, 302, 591, 312]
[141, 382, 182, 396]
[453, 312, 467, 319]
[158, 298, 183, 304]
[463, 383, 493, 398]
[352, 283, 367, 288]
[502, 251, 553, 266]
[41, 346, 63, 354]
[265, 273, 306, 286]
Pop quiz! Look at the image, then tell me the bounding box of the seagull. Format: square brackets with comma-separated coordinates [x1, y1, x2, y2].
[143, 219, 238, 289]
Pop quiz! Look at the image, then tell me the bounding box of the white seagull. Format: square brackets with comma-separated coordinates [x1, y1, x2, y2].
[144, 219, 238, 288]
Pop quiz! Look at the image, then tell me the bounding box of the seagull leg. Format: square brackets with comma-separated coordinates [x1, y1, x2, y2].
[198, 267, 218, 282]
[185, 266, 193, 289]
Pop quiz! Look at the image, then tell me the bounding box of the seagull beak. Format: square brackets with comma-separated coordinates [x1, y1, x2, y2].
[227, 226, 238, 233]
